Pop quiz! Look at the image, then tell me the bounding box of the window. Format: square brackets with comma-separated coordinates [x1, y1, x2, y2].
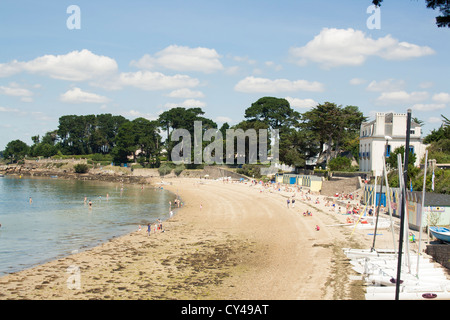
[409, 146, 414, 154]
[386, 145, 391, 157]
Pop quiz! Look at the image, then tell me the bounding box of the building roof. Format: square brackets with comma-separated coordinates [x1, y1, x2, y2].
[408, 191, 450, 207]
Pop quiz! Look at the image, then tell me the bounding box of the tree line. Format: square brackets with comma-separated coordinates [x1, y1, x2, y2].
[1, 97, 367, 168]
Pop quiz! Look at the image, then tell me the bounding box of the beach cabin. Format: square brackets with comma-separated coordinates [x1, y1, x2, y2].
[275, 173, 323, 192]
[363, 185, 450, 231]
[406, 192, 450, 231]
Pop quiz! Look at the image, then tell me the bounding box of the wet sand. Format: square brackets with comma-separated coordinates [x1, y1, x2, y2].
[0, 177, 405, 300]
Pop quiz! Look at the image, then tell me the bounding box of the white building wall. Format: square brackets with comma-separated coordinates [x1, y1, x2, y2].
[359, 112, 427, 176]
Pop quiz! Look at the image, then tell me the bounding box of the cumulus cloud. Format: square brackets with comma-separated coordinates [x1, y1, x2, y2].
[432, 92, 450, 103]
[428, 116, 444, 124]
[285, 97, 319, 109]
[366, 79, 406, 92]
[0, 84, 33, 98]
[118, 71, 200, 91]
[412, 103, 446, 111]
[163, 99, 206, 109]
[60, 87, 110, 104]
[215, 116, 233, 123]
[131, 45, 224, 73]
[166, 88, 205, 99]
[289, 28, 435, 68]
[0, 49, 118, 81]
[234, 76, 324, 93]
[376, 91, 429, 105]
[349, 78, 366, 85]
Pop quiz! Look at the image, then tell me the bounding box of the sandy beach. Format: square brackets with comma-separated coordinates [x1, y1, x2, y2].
[0, 177, 411, 300]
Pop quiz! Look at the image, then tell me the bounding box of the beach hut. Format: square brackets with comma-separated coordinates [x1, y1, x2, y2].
[406, 192, 450, 231]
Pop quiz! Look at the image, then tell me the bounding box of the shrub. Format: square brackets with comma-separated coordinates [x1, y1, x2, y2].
[174, 164, 185, 176]
[236, 164, 262, 178]
[158, 163, 173, 176]
[328, 156, 351, 171]
[74, 163, 89, 173]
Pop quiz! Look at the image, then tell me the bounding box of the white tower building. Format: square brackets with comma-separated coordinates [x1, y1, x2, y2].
[359, 112, 427, 176]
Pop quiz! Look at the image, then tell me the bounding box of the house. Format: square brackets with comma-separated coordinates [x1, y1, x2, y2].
[359, 112, 427, 176]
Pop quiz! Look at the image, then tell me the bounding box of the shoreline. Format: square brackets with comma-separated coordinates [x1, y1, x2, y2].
[0, 174, 179, 277]
[0, 176, 433, 300]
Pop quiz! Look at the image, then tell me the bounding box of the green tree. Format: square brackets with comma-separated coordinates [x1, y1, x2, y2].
[158, 107, 217, 162]
[4, 140, 30, 163]
[244, 97, 300, 133]
[279, 128, 320, 168]
[301, 102, 366, 165]
[373, 0, 450, 28]
[386, 146, 419, 188]
[111, 121, 138, 164]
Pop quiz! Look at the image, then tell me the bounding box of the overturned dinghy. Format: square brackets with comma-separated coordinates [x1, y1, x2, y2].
[365, 289, 450, 300]
[343, 248, 396, 260]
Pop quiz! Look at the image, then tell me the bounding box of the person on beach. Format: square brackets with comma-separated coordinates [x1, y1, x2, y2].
[291, 198, 295, 208]
[147, 223, 151, 236]
[286, 198, 290, 208]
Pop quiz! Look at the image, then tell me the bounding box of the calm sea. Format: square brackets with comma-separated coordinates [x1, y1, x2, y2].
[0, 176, 174, 276]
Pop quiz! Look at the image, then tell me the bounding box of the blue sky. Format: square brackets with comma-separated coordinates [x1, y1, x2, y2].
[0, 0, 449, 150]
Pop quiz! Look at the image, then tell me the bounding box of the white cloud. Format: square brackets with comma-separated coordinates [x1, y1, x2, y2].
[131, 45, 224, 73]
[265, 61, 283, 71]
[180, 99, 206, 108]
[0, 84, 33, 97]
[163, 99, 206, 109]
[349, 78, 366, 85]
[366, 79, 406, 92]
[412, 103, 446, 111]
[376, 91, 429, 105]
[232, 55, 257, 65]
[166, 88, 205, 99]
[60, 87, 110, 104]
[119, 71, 200, 91]
[0, 49, 118, 81]
[285, 97, 318, 109]
[0, 106, 21, 113]
[225, 66, 240, 75]
[432, 92, 450, 103]
[122, 109, 158, 121]
[428, 116, 444, 124]
[234, 76, 324, 93]
[289, 28, 435, 68]
[419, 81, 434, 89]
[215, 116, 232, 123]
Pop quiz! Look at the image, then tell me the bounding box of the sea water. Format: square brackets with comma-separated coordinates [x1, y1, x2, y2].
[0, 176, 173, 276]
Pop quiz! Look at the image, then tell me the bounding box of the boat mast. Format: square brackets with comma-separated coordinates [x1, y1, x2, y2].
[417, 150, 428, 277]
[371, 137, 390, 251]
[382, 154, 397, 255]
[395, 109, 412, 300]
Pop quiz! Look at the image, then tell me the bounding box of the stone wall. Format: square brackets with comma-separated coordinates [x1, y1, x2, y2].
[425, 243, 450, 270]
